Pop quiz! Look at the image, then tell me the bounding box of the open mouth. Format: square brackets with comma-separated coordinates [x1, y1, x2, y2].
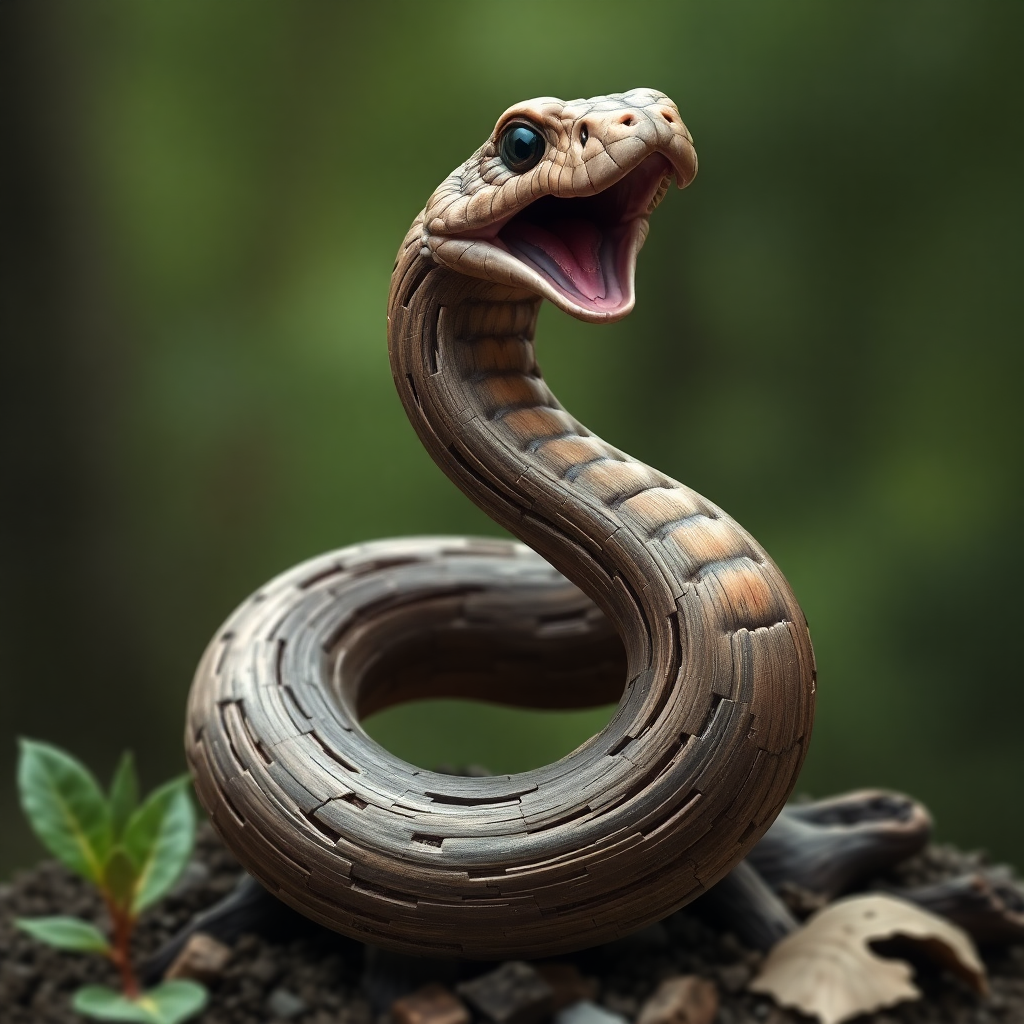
[465, 154, 674, 317]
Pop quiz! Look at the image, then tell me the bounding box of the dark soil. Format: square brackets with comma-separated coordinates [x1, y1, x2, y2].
[2, 827, 1023, 1024]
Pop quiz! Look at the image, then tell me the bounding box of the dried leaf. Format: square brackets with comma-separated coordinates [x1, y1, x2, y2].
[749, 893, 987, 1024]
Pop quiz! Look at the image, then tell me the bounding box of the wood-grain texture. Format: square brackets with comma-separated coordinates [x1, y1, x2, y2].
[186, 89, 816, 958]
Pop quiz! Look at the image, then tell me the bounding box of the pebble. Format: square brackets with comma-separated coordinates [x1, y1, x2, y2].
[392, 983, 471, 1024]
[268, 986, 308, 1019]
[555, 1000, 629, 1024]
[635, 976, 719, 1024]
[456, 961, 554, 1024]
[164, 932, 232, 984]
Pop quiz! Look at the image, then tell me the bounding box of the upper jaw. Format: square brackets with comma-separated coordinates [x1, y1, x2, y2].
[426, 142, 694, 324]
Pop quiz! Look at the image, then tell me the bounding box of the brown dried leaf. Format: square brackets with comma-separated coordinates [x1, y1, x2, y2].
[748, 893, 987, 1024]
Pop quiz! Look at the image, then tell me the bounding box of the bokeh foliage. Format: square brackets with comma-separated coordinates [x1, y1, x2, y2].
[1, 1, 1020, 879]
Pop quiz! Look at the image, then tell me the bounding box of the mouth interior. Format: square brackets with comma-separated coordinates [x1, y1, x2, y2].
[496, 154, 672, 314]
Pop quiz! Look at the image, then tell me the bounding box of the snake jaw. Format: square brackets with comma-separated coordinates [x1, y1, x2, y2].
[423, 89, 697, 324]
[502, 154, 675, 319]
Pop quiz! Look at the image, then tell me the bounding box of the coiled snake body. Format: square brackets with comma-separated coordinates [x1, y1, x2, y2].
[186, 89, 816, 959]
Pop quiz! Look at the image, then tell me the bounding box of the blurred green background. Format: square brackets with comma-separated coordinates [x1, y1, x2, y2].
[1, 2, 1020, 880]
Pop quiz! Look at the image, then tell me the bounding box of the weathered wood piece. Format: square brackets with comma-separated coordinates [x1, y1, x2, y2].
[687, 859, 798, 951]
[186, 89, 816, 958]
[748, 790, 932, 899]
[884, 871, 1024, 945]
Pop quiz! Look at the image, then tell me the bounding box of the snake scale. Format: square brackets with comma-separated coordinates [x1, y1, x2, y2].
[186, 89, 816, 959]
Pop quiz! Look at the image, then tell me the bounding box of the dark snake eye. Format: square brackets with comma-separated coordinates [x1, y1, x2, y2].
[499, 123, 545, 173]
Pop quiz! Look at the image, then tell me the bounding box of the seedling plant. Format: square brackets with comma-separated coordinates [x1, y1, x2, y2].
[15, 739, 207, 1024]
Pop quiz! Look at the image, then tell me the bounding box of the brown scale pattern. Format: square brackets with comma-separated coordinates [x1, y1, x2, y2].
[186, 90, 816, 959]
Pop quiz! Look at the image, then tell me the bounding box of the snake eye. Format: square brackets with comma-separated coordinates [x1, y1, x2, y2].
[499, 123, 545, 173]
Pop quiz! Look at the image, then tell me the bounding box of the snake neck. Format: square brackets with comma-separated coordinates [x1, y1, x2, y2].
[388, 218, 811, 735]
[387, 223, 649, 642]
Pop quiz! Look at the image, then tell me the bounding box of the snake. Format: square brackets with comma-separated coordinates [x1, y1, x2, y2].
[185, 88, 816, 960]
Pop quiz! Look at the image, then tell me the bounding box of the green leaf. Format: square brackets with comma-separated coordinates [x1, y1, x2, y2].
[142, 981, 207, 1024]
[123, 777, 195, 912]
[103, 846, 139, 910]
[109, 752, 139, 840]
[73, 981, 207, 1023]
[15, 915, 110, 953]
[17, 738, 112, 883]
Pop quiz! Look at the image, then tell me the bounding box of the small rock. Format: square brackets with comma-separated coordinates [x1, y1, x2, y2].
[555, 1001, 629, 1024]
[165, 932, 232, 984]
[636, 976, 718, 1024]
[268, 986, 308, 1019]
[534, 963, 598, 1010]
[392, 983, 470, 1024]
[456, 961, 554, 1024]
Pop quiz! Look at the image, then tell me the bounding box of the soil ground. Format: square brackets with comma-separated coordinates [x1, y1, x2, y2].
[2, 827, 1022, 1024]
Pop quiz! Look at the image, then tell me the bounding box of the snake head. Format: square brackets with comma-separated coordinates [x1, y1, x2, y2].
[423, 88, 697, 323]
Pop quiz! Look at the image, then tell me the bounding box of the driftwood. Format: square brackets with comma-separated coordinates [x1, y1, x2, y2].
[748, 790, 933, 899]
[703, 792, 1024, 951]
[882, 871, 1024, 946]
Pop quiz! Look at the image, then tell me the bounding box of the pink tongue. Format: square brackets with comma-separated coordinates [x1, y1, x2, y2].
[505, 218, 605, 298]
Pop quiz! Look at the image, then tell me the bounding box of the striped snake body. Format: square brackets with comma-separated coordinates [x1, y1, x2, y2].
[186, 89, 816, 959]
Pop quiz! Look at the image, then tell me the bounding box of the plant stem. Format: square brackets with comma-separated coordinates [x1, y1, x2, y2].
[103, 895, 140, 999]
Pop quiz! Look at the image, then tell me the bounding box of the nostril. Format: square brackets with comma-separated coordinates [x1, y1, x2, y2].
[619, 114, 635, 127]
[661, 111, 674, 124]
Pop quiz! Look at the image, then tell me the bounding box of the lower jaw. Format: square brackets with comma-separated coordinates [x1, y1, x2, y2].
[503, 226, 634, 316]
